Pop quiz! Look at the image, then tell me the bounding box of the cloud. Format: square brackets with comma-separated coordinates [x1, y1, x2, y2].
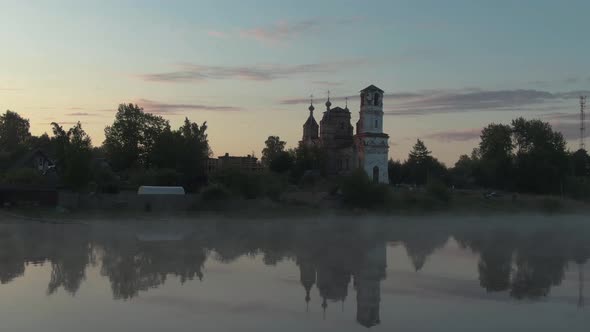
[311, 80, 344, 87]
[207, 30, 227, 38]
[135, 99, 242, 115]
[66, 112, 92, 116]
[140, 59, 367, 83]
[238, 17, 363, 44]
[424, 128, 482, 142]
[280, 92, 424, 105]
[386, 89, 590, 116]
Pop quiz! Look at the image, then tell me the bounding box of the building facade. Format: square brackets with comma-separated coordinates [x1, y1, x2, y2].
[205, 153, 263, 174]
[301, 85, 390, 183]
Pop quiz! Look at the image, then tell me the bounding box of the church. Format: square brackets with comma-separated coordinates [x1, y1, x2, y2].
[300, 85, 390, 184]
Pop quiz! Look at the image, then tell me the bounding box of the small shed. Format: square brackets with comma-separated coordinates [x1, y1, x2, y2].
[137, 186, 185, 195]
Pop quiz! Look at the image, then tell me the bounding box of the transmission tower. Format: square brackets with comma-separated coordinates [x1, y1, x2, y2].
[581, 96, 587, 151]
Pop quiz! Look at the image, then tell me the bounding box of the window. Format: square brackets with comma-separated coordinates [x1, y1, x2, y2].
[345, 159, 349, 170]
[374, 93, 380, 106]
[374, 119, 378, 129]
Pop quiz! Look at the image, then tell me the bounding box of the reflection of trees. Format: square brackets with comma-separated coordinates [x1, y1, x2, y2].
[510, 231, 569, 300]
[457, 227, 589, 300]
[46, 226, 91, 295]
[401, 228, 449, 271]
[99, 235, 208, 300]
[0, 228, 25, 284]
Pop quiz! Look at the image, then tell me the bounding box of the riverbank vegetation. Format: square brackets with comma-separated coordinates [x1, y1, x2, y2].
[1, 106, 589, 215]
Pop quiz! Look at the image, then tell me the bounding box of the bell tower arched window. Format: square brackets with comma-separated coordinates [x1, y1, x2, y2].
[374, 93, 380, 106]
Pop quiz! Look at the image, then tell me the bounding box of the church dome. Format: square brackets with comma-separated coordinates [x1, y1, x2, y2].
[309, 104, 315, 112]
[325, 99, 332, 108]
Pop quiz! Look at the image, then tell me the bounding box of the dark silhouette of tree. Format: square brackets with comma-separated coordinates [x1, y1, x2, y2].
[570, 149, 590, 177]
[103, 103, 169, 171]
[511, 118, 569, 194]
[404, 139, 448, 185]
[261, 136, 286, 168]
[0, 110, 31, 152]
[387, 159, 403, 185]
[50, 122, 93, 190]
[478, 123, 513, 189]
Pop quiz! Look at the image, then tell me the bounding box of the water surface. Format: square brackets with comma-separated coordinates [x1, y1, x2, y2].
[1, 216, 589, 331]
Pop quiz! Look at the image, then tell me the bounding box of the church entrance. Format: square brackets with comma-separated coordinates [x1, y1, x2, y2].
[373, 166, 379, 183]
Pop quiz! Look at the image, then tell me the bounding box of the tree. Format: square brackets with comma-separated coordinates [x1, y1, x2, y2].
[388, 159, 403, 185]
[51, 122, 93, 190]
[478, 123, 513, 189]
[103, 103, 169, 171]
[0, 110, 31, 152]
[269, 151, 294, 174]
[405, 139, 448, 185]
[261, 136, 286, 168]
[149, 118, 211, 190]
[570, 149, 590, 177]
[511, 118, 568, 194]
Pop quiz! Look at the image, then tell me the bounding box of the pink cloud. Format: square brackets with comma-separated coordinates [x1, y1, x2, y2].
[207, 30, 227, 38]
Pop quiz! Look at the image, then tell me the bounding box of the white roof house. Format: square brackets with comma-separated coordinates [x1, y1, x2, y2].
[137, 186, 185, 195]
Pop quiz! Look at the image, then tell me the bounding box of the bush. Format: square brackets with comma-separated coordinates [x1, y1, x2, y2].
[340, 169, 393, 209]
[0, 168, 46, 186]
[200, 184, 231, 201]
[538, 198, 563, 214]
[564, 176, 590, 200]
[426, 179, 452, 203]
[130, 168, 182, 187]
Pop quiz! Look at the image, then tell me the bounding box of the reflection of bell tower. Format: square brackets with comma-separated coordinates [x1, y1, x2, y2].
[298, 260, 316, 312]
[354, 242, 387, 328]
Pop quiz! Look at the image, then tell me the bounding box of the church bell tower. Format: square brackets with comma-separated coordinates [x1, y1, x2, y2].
[355, 85, 389, 184]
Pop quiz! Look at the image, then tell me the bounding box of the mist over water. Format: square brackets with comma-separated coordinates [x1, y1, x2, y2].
[1, 215, 589, 331]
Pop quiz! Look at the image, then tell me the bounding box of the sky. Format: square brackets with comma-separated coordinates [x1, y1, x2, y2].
[1, 0, 590, 165]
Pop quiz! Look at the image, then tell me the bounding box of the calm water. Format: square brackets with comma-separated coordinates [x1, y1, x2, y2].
[1, 216, 589, 331]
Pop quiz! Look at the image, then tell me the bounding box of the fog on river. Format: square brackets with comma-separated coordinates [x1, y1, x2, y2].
[0, 215, 589, 331]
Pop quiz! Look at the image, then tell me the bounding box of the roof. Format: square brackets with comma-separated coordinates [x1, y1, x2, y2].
[137, 186, 186, 195]
[328, 106, 349, 113]
[10, 149, 55, 169]
[360, 84, 384, 93]
[303, 115, 319, 127]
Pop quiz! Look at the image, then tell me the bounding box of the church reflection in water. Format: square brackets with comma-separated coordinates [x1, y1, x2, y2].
[1, 220, 589, 328]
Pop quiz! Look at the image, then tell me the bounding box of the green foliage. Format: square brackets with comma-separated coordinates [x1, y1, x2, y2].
[426, 179, 451, 203]
[149, 118, 210, 191]
[478, 123, 513, 189]
[388, 159, 403, 185]
[564, 176, 590, 200]
[0, 110, 31, 152]
[269, 150, 294, 174]
[511, 118, 568, 194]
[1, 168, 45, 186]
[261, 136, 286, 168]
[339, 169, 392, 209]
[93, 166, 120, 194]
[129, 168, 182, 187]
[290, 143, 326, 183]
[200, 184, 231, 202]
[570, 149, 590, 177]
[401, 139, 449, 186]
[103, 103, 170, 171]
[212, 169, 287, 200]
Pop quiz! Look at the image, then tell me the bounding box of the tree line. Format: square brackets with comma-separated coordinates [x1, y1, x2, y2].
[0, 104, 210, 192]
[388, 118, 590, 198]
